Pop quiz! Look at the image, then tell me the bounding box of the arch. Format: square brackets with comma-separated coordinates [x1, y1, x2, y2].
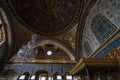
[20, 71, 31, 75]
[53, 72, 61, 75]
[0, 2, 14, 60]
[34, 70, 49, 80]
[18, 72, 30, 80]
[35, 70, 49, 74]
[35, 39, 76, 61]
[76, 0, 97, 58]
[1, 69, 18, 79]
[1, 69, 18, 75]
[35, 70, 48, 73]
[22, 72, 30, 75]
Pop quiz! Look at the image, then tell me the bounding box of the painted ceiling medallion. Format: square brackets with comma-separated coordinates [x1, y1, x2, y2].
[40, 0, 60, 14]
[5, 0, 82, 36]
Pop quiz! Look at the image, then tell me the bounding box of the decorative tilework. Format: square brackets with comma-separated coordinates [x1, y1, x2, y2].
[81, 0, 120, 57]
[95, 36, 120, 58]
[4, 63, 74, 75]
[83, 41, 92, 56]
[101, 0, 120, 27]
[104, 47, 120, 59]
[91, 14, 117, 43]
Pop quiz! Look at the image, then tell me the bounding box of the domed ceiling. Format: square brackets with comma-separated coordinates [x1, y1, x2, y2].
[5, 0, 81, 36]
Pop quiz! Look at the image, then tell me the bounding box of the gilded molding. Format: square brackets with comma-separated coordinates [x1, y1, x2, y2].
[70, 58, 118, 75]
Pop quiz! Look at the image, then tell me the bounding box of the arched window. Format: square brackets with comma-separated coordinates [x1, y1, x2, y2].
[30, 75, 35, 80]
[0, 12, 6, 46]
[18, 72, 30, 80]
[18, 75, 26, 80]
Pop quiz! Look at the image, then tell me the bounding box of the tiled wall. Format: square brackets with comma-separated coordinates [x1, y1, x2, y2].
[82, 0, 120, 57]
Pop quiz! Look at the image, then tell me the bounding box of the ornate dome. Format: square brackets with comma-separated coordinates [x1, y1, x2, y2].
[5, 0, 81, 36]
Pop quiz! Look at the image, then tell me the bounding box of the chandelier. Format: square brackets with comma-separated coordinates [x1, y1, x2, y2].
[16, 34, 38, 62]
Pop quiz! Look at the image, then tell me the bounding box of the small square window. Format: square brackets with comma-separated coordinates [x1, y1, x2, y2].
[66, 75, 72, 80]
[57, 75, 62, 80]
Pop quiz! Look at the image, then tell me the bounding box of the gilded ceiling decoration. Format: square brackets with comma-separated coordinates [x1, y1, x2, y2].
[56, 23, 78, 50]
[5, 0, 82, 36]
[104, 47, 120, 59]
[35, 44, 71, 62]
[0, 12, 6, 45]
[0, 7, 13, 60]
[11, 44, 75, 63]
[10, 34, 76, 63]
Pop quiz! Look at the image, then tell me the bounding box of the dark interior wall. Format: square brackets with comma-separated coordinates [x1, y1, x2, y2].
[91, 67, 119, 80]
[0, 42, 7, 61]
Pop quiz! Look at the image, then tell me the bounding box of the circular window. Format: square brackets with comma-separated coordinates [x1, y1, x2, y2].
[47, 50, 52, 56]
